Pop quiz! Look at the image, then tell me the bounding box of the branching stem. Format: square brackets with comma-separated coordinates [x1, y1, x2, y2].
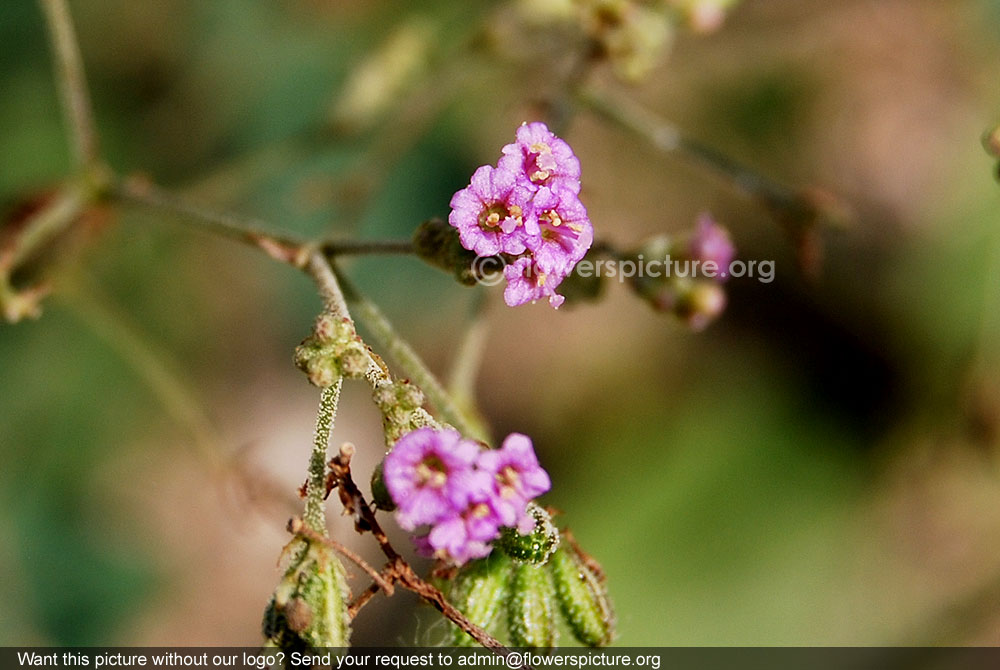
[38, 0, 99, 168]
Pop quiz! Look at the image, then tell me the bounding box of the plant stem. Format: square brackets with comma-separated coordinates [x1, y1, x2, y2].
[1, 181, 88, 275]
[322, 239, 415, 257]
[114, 177, 310, 267]
[113, 180, 468, 436]
[59, 276, 225, 472]
[304, 380, 343, 534]
[332, 266, 487, 442]
[448, 292, 492, 443]
[577, 86, 819, 230]
[38, 0, 99, 168]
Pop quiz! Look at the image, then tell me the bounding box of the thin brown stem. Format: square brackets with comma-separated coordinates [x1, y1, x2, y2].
[348, 582, 382, 618]
[38, 0, 99, 168]
[114, 177, 309, 267]
[288, 517, 393, 596]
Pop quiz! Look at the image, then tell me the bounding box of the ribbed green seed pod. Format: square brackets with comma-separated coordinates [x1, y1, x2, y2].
[549, 545, 615, 647]
[447, 552, 511, 646]
[507, 560, 557, 649]
[262, 540, 351, 651]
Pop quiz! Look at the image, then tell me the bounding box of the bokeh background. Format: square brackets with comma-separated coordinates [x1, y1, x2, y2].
[3, 0, 1000, 647]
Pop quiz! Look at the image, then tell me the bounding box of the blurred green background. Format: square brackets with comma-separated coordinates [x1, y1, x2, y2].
[3, 0, 1000, 647]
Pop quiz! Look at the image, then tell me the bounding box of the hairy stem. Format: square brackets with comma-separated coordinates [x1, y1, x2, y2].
[304, 380, 343, 534]
[38, 0, 99, 168]
[577, 86, 821, 231]
[332, 266, 486, 442]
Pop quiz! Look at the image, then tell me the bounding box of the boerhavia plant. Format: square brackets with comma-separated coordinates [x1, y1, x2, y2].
[15, 0, 853, 661]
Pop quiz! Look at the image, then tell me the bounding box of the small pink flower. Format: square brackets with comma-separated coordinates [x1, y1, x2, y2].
[383, 427, 481, 531]
[448, 165, 536, 257]
[503, 256, 566, 309]
[477, 433, 551, 534]
[500, 121, 582, 194]
[528, 186, 593, 276]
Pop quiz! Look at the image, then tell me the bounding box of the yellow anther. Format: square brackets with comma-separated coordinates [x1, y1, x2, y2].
[530, 142, 552, 155]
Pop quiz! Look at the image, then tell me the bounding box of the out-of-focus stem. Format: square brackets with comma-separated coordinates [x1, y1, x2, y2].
[38, 0, 99, 168]
[322, 239, 415, 257]
[448, 292, 492, 444]
[1, 181, 88, 275]
[114, 178, 310, 267]
[60, 277, 225, 471]
[578, 86, 821, 232]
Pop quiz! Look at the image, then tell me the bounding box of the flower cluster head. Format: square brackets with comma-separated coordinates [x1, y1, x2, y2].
[449, 122, 593, 309]
[382, 427, 551, 565]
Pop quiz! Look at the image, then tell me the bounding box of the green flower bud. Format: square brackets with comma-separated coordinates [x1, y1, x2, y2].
[370, 461, 395, 511]
[338, 342, 370, 379]
[372, 380, 433, 446]
[549, 544, 615, 647]
[412, 218, 484, 286]
[295, 316, 370, 387]
[446, 552, 511, 646]
[394, 380, 425, 411]
[262, 539, 351, 651]
[555, 261, 605, 305]
[673, 280, 726, 331]
[305, 354, 339, 388]
[497, 504, 560, 564]
[507, 559, 557, 650]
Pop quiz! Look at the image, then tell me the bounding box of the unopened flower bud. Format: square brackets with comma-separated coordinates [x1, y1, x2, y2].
[581, 1, 674, 83]
[549, 544, 615, 646]
[555, 263, 605, 304]
[497, 504, 560, 564]
[446, 552, 511, 646]
[295, 317, 369, 386]
[370, 461, 395, 511]
[305, 355, 339, 388]
[313, 313, 342, 342]
[412, 218, 483, 286]
[687, 213, 735, 275]
[372, 380, 433, 446]
[338, 343, 370, 379]
[675, 280, 726, 331]
[395, 381, 425, 411]
[507, 559, 557, 649]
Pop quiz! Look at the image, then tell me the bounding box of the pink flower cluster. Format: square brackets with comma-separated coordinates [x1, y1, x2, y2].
[449, 122, 593, 308]
[382, 427, 551, 565]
